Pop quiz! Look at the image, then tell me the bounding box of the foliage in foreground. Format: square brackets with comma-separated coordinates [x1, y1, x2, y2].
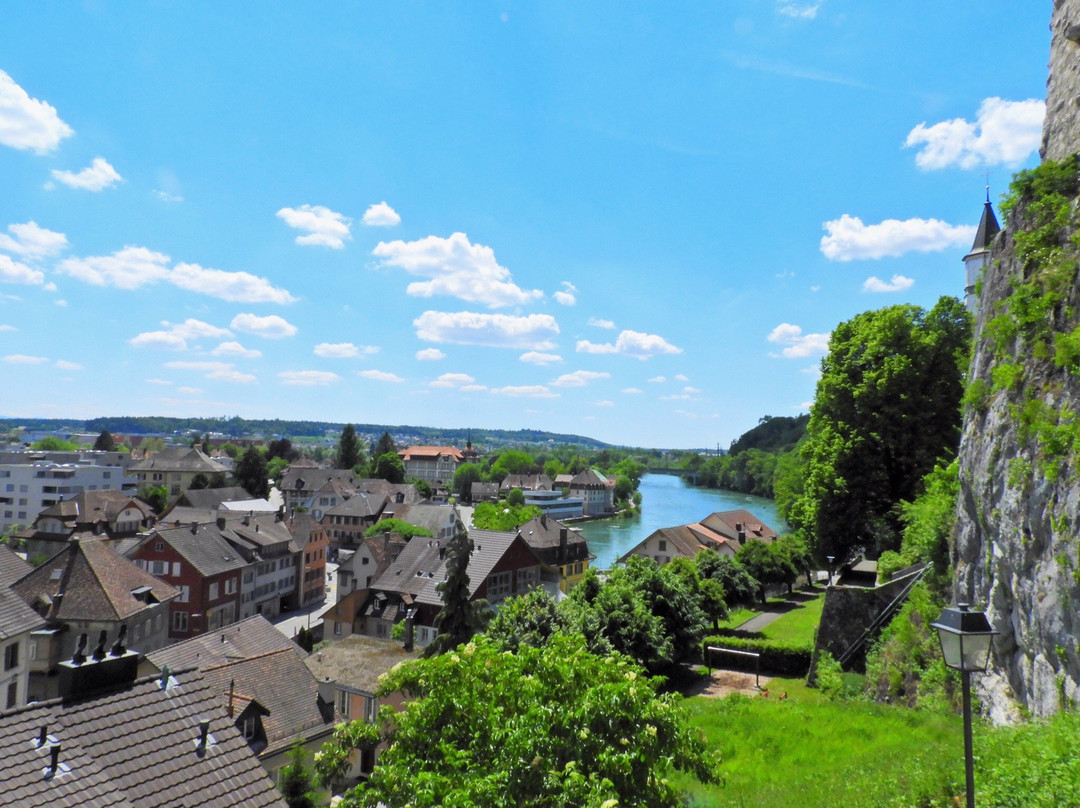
[316, 634, 720, 808]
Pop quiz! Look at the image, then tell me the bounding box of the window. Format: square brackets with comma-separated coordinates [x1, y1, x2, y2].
[242, 714, 258, 740]
[149, 560, 168, 576]
[361, 556, 369, 565]
[336, 688, 349, 718]
[175, 585, 190, 603]
[486, 570, 512, 600]
[3, 641, 18, 670]
[173, 611, 189, 632]
[155, 540, 165, 551]
[334, 621, 343, 635]
[209, 582, 219, 601]
[5, 681, 15, 709]
[172, 562, 181, 576]
[28, 640, 36, 661]
[658, 540, 667, 552]
[225, 577, 237, 595]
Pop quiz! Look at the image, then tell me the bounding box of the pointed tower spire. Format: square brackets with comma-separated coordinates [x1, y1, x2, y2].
[962, 191, 1001, 314]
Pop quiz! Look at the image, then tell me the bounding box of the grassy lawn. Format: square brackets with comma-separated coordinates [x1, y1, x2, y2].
[758, 592, 825, 645]
[715, 606, 763, 631]
[675, 692, 964, 808]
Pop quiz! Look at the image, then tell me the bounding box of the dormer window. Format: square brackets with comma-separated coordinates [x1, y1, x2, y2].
[242, 714, 258, 739]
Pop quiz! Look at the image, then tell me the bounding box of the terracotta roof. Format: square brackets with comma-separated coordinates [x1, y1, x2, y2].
[305, 634, 420, 694]
[0, 668, 288, 808]
[13, 538, 180, 622]
[201, 648, 337, 758]
[699, 509, 777, 542]
[0, 585, 45, 641]
[141, 523, 248, 578]
[128, 446, 228, 474]
[618, 524, 731, 564]
[398, 445, 464, 461]
[143, 615, 307, 672]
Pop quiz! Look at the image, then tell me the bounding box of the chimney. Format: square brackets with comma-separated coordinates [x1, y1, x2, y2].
[195, 718, 211, 756]
[72, 633, 88, 666]
[190, 521, 198, 534]
[403, 608, 416, 652]
[540, 513, 547, 528]
[110, 624, 127, 656]
[44, 743, 62, 779]
[216, 515, 226, 529]
[58, 628, 140, 699]
[91, 629, 108, 661]
[227, 679, 235, 717]
[559, 528, 568, 562]
[36, 725, 48, 748]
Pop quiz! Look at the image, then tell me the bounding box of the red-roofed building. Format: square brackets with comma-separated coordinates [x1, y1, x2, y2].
[397, 446, 465, 487]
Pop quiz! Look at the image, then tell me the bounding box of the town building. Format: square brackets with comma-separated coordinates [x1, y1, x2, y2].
[0, 545, 46, 710]
[397, 445, 464, 487]
[19, 489, 155, 562]
[516, 514, 593, 593]
[963, 193, 1002, 313]
[285, 512, 329, 608]
[620, 509, 778, 566]
[127, 446, 229, 497]
[568, 468, 615, 516]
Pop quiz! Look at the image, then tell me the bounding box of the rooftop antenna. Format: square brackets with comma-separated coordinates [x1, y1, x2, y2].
[986, 172, 991, 204]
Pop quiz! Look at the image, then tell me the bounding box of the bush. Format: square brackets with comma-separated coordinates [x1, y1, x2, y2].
[703, 634, 812, 677]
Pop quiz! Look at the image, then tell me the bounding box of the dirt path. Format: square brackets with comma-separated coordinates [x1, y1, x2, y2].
[683, 668, 771, 698]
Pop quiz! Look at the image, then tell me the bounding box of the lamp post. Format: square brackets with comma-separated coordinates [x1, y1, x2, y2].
[932, 603, 996, 808]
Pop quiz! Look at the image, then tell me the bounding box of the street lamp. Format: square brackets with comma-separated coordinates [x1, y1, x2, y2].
[932, 603, 997, 808]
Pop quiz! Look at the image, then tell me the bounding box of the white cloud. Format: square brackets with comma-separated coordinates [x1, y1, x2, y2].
[551, 370, 611, 387]
[660, 393, 691, 401]
[520, 351, 562, 366]
[43, 282, 57, 291]
[820, 214, 976, 261]
[276, 204, 352, 249]
[3, 354, 48, 364]
[130, 331, 188, 350]
[231, 313, 298, 339]
[177, 386, 203, 395]
[588, 317, 615, 329]
[374, 232, 543, 308]
[415, 348, 446, 361]
[0, 324, 15, 331]
[314, 342, 379, 358]
[461, 384, 488, 392]
[0, 70, 73, 153]
[674, 374, 689, 382]
[212, 341, 262, 359]
[0, 254, 44, 285]
[863, 274, 915, 293]
[777, 2, 821, 19]
[154, 190, 183, 203]
[622, 387, 643, 394]
[279, 370, 340, 386]
[576, 329, 683, 360]
[905, 97, 1045, 170]
[491, 385, 559, 398]
[0, 221, 68, 258]
[358, 369, 404, 383]
[554, 281, 577, 306]
[167, 318, 232, 340]
[208, 368, 257, 384]
[596, 400, 615, 407]
[54, 299, 67, 307]
[50, 157, 123, 191]
[145, 378, 172, 385]
[767, 323, 830, 358]
[684, 386, 701, 393]
[362, 202, 401, 227]
[165, 361, 233, 372]
[648, 376, 666, 383]
[57, 246, 295, 303]
[430, 372, 476, 388]
[413, 310, 559, 350]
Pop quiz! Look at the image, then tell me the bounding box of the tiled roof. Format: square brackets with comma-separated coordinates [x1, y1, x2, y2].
[201, 648, 337, 758]
[284, 512, 326, 549]
[0, 668, 288, 808]
[699, 509, 777, 542]
[380, 503, 461, 536]
[305, 634, 419, 694]
[569, 468, 611, 487]
[280, 467, 354, 493]
[516, 515, 591, 564]
[142, 523, 248, 578]
[0, 585, 46, 641]
[370, 537, 447, 598]
[413, 528, 530, 606]
[35, 490, 153, 529]
[0, 543, 33, 587]
[176, 486, 255, 510]
[13, 538, 180, 622]
[398, 446, 464, 461]
[324, 491, 386, 519]
[144, 615, 306, 673]
[353, 479, 422, 504]
[500, 473, 553, 491]
[128, 446, 228, 474]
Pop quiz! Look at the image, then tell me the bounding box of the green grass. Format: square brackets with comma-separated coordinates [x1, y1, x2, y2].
[675, 693, 964, 808]
[716, 606, 763, 631]
[759, 592, 825, 645]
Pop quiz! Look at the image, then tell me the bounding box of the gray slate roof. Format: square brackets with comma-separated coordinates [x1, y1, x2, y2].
[143, 614, 306, 673]
[0, 585, 46, 641]
[128, 446, 228, 474]
[143, 523, 248, 578]
[175, 486, 255, 510]
[0, 667, 287, 808]
[0, 544, 32, 587]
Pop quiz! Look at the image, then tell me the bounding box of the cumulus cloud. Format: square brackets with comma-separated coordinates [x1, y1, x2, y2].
[863, 274, 915, 293]
[279, 370, 340, 386]
[208, 368, 257, 383]
[129, 331, 187, 350]
[430, 372, 476, 388]
[0, 324, 15, 332]
[3, 354, 48, 364]
[576, 329, 683, 360]
[905, 97, 1044, 170]
[520, 351, 562, 366]
[313, 342, 379, 358]
[358, 369, 404, 382]
[551, 370, 611, 387]
[50, 157, 123, 191]
[165, 361, 233, 372]
[162, 360, 257, 383]
[415, 348, 445, 361]
[0, 254, 45, 285]
[820, 215, 976, 261]
[622, 387, 643, 394]
[374, 232, 543, 308]
[231, 313, 298, 339]
[130, 318, 231, 351]
[276, 204, 352, 248]
[674, 374, 689, 382]
[145, 378, 172, 385]
[596, 400, 615, 407]
[491, 385, 559, 398]
[777, 2, 821, 18]
[648, 376, 666, 383]
[168, 319, 232, 340]
[767, 323, 830, 358]
[0, 70, 73, 153]
[0, 221, 68, 258]
[212, 341, 262, 359]
[57, 246, 295, 303]
[588, 317, 615, 329]
[176, 386, 203, 394]
[554, 281, 577, 306]
[362, 202, 401, 227]
[413, 310, 559, 350]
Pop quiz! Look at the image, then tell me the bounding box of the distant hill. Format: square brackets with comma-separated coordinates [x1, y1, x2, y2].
[0, 416, 614, 451]
[728, 414, 809, 455]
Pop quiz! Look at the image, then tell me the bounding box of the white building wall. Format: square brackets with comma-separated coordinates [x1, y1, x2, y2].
[0, 461, 135, 533]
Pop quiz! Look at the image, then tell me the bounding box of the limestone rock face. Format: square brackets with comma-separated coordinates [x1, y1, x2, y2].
[956, 0, 1080, 722]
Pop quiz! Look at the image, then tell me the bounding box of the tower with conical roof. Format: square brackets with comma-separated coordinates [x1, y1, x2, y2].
[962, 191, 1001, 313]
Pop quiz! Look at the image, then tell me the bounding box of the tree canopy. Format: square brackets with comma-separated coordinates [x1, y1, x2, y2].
[373, 452, 405, 483]
[234, 446, 270, 499]
[93, 430, 116, 451]
[471, 502, 541, 531]
[363, 518, 433, 540]
[424, 526, 488, 656]
[788, 297, 971, 560]
[314, 634, 719, 808]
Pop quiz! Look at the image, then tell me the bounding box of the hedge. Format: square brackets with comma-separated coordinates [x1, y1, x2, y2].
[703, 634, 813, 678]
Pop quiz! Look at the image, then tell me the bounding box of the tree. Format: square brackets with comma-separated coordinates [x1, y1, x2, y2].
[424, 526, 489, 656]
[736, 540, 797, 604]
[235, 446, 270, 499]
[790, 297, 971, 560]
[32, 436, 80, 451]
[363, 518, 433, 540]
[452, 462, 483, 500]
[188, 472, 211, 490]
[267, 437, 299, 462]
[505, 487, 525, 507]
[137, 484, 169, 513]
[471, 502, 540, 531]
[314, 634, 720, 808]
[93, 430, 115, 451]
[485, 587, 566, 652]
[278, 741, 322, 808]
[543, 458, 564, 479]
[489, 449, 537, 480]
[694, 548, 759, 607]
[372, 431, 396, 459]
[373, 452, 405, 483]
[336, 424, 362, 470]
[409, 478, 432, 499]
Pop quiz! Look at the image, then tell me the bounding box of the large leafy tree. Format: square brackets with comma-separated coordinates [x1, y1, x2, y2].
[694, 547, 759, 607]
[735, 540, 797, 604]
[314, 634, 720, 808]
[373, 452, 405, 483]
[489, 448, 537, 480]
[336, 424, 362, 470]
[452, 461, 483, 500]
[790, 297, 971, 560]
[235, 446, 270, 498]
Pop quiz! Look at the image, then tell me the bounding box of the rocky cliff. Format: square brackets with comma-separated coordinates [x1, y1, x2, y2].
[956, 0, 1080, 722]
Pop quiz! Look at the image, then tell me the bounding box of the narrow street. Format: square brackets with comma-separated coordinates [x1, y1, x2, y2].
[272, 560, 339, 641]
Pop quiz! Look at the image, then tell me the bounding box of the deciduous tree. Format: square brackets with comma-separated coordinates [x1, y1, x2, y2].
[235, 446, 270, 499]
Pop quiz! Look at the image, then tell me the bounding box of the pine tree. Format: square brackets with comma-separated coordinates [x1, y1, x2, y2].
[93, 429, 115, 451]
[278, 741, 322, 808]
[372, 431, 396, 459]
[425, 525, 488, 656]
[235, 446, 270, 499]
[336, 424, 361, 470]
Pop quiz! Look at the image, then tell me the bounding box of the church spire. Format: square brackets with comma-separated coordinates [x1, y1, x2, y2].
[963, 192, 1001, 314]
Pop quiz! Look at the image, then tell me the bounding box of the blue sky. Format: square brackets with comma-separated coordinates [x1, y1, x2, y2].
[0, 2, 1049, 449]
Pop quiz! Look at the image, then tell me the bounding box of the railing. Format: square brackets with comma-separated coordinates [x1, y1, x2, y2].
[835, 562, 931, 668]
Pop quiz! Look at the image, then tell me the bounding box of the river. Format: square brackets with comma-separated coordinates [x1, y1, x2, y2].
[575, 472, 787, 570]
